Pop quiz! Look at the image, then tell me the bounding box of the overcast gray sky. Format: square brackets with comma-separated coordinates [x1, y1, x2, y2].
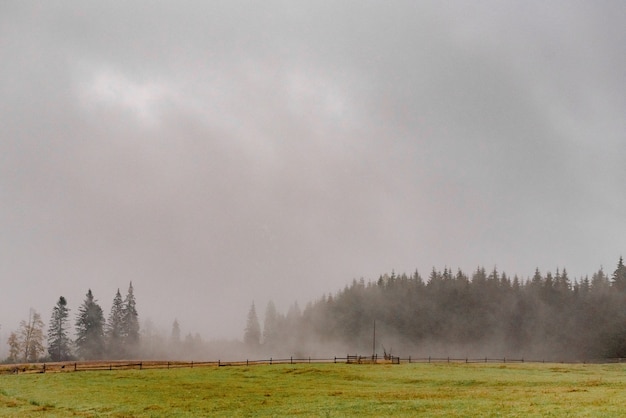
[1, 1, 625, 342]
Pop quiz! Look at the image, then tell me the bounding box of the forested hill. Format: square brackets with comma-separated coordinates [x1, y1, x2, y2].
[250, 257, 626, 361]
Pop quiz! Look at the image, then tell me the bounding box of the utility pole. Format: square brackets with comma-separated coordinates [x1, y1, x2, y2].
[372, 319, 376, 359]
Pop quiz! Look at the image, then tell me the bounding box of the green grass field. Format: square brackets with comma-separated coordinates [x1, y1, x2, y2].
[1, 362, 626, 417]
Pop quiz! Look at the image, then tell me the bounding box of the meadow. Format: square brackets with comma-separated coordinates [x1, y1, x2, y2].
[1, 362, 626, 417]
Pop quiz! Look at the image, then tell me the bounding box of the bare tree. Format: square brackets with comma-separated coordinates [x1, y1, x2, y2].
[7, 331, 20, 363]
[16, 309, 45, 362]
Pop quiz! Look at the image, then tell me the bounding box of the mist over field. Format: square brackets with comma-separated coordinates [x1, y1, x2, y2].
[5, 263, 626, 363]
[1, 2, 625, 360]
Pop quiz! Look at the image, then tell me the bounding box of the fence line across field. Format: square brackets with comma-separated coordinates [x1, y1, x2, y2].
[3, 355, 624, 375]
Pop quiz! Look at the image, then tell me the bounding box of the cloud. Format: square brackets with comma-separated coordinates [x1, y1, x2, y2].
[0, 1, 625, 343]
[78, 68, 172, 127]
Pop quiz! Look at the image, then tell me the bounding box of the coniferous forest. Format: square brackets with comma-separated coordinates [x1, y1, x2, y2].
[5, 283, 140, 363]
[6, 258, 626, 363]
[249, 257, 626, 362]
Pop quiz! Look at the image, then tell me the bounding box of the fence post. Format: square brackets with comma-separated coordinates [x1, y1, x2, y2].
[74, 362, 77, 372]
[290, 356, 293, 364]
[308, 357, 311, 364]
[428, 356, 431, 363]
[109, 364, 112, 371]
[408, 356, 411, 364]
[191, 361, 194, 368]
[139, 362, 142, 370]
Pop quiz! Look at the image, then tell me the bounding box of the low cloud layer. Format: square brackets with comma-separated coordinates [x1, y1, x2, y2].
[1, 1, 625, 342]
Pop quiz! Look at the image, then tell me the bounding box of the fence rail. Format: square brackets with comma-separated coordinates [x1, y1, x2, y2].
[0, 357, 352, 374]
[2, 356, 624, 375]
[402, 357, 525, 364]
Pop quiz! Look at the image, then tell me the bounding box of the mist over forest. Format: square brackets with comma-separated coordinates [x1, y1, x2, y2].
[5, 257, 626, 363]
[242, 257, 626, 362]
[2, 2, 626, 365]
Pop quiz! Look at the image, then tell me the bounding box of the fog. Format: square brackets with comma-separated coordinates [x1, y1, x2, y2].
[1, 1, 625, 354]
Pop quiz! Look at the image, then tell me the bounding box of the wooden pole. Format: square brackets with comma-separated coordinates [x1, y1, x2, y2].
[372, 320, 376, 358]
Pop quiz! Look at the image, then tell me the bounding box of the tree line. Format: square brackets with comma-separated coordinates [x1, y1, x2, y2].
[245, 257, 626, 361]
[5, 283, 139, 363]
[8, 257, 626, 363]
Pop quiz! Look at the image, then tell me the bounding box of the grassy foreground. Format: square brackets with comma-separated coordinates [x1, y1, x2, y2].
[1, 362, 626, 417]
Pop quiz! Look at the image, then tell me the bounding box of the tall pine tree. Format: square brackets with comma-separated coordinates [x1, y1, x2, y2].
[611, 256, 626, 292]
[262, 300, 280, 349]
[47, 296, 72, 361]
[75, 289, 105, 360]
[244, 302, 261, 348]
[171, 319, 181, 344]
[122, 282, 140, 355]
[106, 289, 125, 359]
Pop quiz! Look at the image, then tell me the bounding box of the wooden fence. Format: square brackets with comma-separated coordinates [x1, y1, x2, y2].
[403, 356, 525, 364]
[2, 355, 620, 375]
[347, 354, 400, 364]
[1, 356, 360, 374]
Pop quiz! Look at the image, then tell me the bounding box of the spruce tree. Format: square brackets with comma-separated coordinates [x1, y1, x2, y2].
[75, 289, 105, 360]
[611, 256, 626, 292]
[591, 267, 610, 293]
[122, 282, 140, 354]
[262, 301, 280, 348]
[171, 319, 181, 344]
[106, 289, 125, 358]
[244, 302, 261, 348]
[47, 296, 72, 361]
